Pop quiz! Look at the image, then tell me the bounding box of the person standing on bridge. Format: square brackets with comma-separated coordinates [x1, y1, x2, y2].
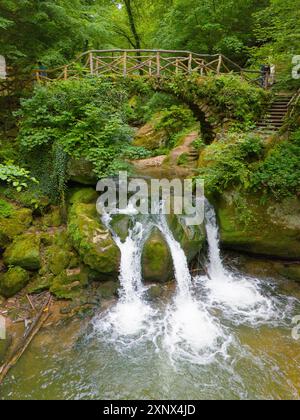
[36, 61, 48, 79]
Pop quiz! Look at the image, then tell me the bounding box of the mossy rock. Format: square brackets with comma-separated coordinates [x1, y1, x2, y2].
[68, 188, 98, 206]
[50, 267, 89, 300]
[27, 274, 53, 294]
[68, 202, 120, 274]
[42, 207, 62, 228]
[214, 191, 300, 259]
[98, 281, 119, 299]
[274, 263, 300, 282]
[142, 229, 173, 283]
[0, 267, 30, 298]
[45, 245, 72, 276]
[133, 116, 168, 150]
[0, 206, 32, 248]
[147, 284, 163, 301]
[68, 158, 98, 186]
[3, 233, 41, 271]
[167, 213, 206, 261]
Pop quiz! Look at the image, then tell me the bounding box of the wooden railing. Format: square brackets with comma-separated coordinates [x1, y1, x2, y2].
[32, 49, 262, 85]
[287, 88, 300, 119]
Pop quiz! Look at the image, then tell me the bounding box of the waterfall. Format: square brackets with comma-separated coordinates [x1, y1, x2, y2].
[155, 213, 192, 300]
[202, 202, 274, 319]
[96, 211, 154, 337]
[205, 201, 226, 279]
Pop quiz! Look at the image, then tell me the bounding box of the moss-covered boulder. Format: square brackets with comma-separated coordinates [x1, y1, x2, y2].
[45, 245, 72, 276]
[214, 191, 300, 259]
[0, 205, 32, 248]
[0, 267, 30, 298]
[42, 207, 62, 228]
[68, 158, 98, 185]
[167, 213, 206, 261]
[3, 233, 41, 271]
[50, 267, 89, 300]
[98, 280, 119, 299]
[142, 229, 173, 283]
[68, 187, 98, 206]
[68, 202, 120, 275]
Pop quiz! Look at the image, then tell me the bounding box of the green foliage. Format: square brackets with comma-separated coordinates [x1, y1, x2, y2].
[197, 133, 264, 194]
[121, 146, 152, 160]
[164, 74, 269, 127]
[252, 131, 300, 198]
[141, 93, 182, 123]
[251, 0, 300, 88]
[17, 79, 134, 188]
[198, 130, 300, 200]
[0, 162, 38, 192]
[0, 199, 13, 218]
[155, 105, 196, 148]
[0, 0, 114, 68]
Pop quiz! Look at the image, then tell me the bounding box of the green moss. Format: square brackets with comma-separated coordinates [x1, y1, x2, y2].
[142, 229, 173, 283]
[0, 207, 33, 248]
[42, 207, 62, 228]
[68, 202, 120, 274]
[4, 233, 41, 271]
[98, 281, 119, 299]
[45, 245, 72, 276]
[177, 153, 189, 166]
[68, 188, 98, 206]
[50, 267, 89, 300]
[0, 267, 30, 298]
[215, 191, 300, 259]
[0, 199, 13, 218]
[27, 274, 53, 294]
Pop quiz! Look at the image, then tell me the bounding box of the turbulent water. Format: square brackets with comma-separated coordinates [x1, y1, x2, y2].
[1, 204, 300, 400]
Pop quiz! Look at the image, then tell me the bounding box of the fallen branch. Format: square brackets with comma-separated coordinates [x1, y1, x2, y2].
[0, 294, 52, 385]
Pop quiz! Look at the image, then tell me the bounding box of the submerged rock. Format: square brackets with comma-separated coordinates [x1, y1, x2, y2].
[215, 191, 300, 259]
[0, 267, 30, 298]
[3, 233, 41, 271]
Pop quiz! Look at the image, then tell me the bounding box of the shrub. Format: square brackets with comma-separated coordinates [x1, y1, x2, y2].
[251, 131, 300, 198]
[16, 79, 135, 198]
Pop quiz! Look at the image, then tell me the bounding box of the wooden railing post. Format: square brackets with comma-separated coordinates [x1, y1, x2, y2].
[217, 54, 222, 74]
[89, 52, 94, 75]
[175, 58, 179, 75]
[149, 58, 152, 77]
[123, 51, 127, 77]
[64, 66, 68, 80]
[156, 52, 161, 77]
[188, 53, 193, 74]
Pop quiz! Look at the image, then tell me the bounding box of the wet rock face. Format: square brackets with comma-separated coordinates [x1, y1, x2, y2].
[215, 191, 300, 259]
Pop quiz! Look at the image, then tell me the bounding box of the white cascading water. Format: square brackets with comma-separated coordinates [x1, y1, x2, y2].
[94, 201, 282, 364]
[94, 211, 155, 339]
[155, 212, 227, 365]
[201, 202, 275, 323]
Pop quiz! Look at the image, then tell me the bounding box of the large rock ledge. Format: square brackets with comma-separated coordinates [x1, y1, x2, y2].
[214, 191, 300, 260]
